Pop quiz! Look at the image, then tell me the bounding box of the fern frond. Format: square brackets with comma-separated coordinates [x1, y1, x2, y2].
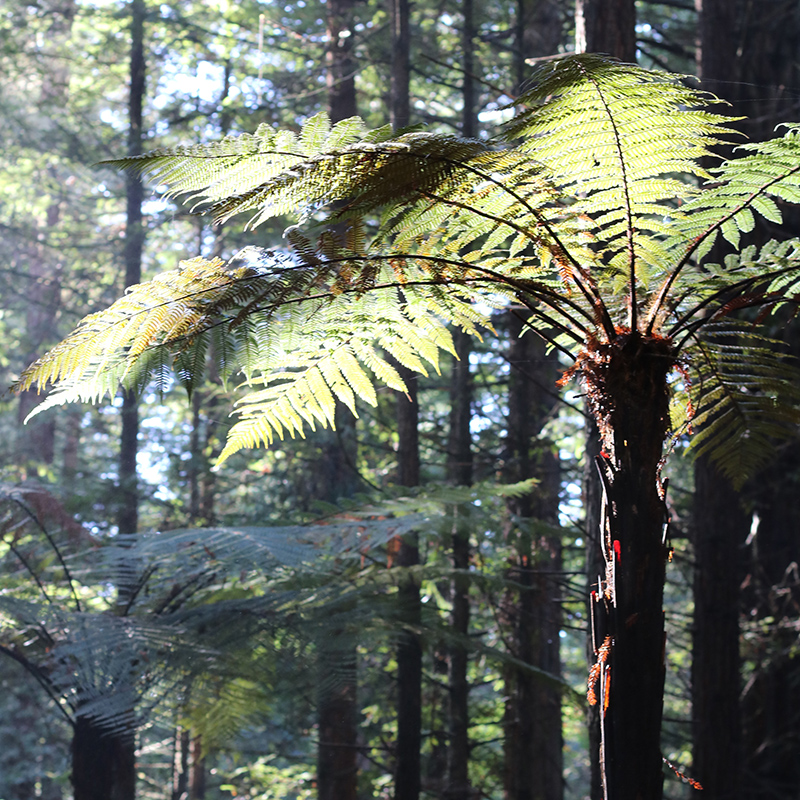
[504, 54, 737, 316]
[678, 321, 800, 486]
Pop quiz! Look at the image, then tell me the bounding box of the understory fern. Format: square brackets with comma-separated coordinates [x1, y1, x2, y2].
[17, 54, 800, 479]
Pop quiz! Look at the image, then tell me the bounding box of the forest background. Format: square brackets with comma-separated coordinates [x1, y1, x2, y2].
[2, 1, 800, 799]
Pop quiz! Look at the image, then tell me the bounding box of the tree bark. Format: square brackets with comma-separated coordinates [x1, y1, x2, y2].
[445, 329, 473, 800]
[502, 313, 563, 800]
[72, 718, 136, 800]
[315, 12, 362, 798]
[394, 361, 423, 800]
[326, 0, 357, 123]
[76, 4, 146, 799]
[584, 332, 673, 800]
[117, 0, 146, 540]
[692, 457, 746, 800]
[390, 0, 410, 132]
[575, 0, 637, 62]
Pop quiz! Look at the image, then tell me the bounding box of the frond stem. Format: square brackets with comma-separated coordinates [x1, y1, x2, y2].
[581, 63, 637, 331]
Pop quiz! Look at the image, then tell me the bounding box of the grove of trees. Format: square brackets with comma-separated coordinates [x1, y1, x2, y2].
[3, 2, 800, 800]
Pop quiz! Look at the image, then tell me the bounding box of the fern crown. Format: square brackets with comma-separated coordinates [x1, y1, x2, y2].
[18, 55, 800, 480]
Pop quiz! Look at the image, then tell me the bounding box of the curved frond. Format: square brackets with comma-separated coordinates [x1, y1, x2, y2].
[504, 54, 737, 317]
[677, 321, 800, 486]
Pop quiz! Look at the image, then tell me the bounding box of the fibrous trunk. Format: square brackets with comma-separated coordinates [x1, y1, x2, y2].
[581, 331, 674, 800]
[72, 717, 136, 800]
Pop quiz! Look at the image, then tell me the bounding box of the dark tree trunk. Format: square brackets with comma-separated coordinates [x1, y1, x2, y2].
[583, 422, 604, 800]
[502, 315, 563, 800]
[692, 457, 746, 800]
[504, 4, 565, 794]
[72, 718, 136, 800]
[445, 329, 473, 800]
[317, 631, 359, 800]
[514, 0, 563, 84]
[117, 0, 146, 540]
[78, 5, 146, 799]
[584, 332, 674, 800]
[394, 361, 422, 800]
[390, 0, 410, 132]
[325, 0, 357, 123]
[575, 0, 637, 62]
[315, 14, 362, 798]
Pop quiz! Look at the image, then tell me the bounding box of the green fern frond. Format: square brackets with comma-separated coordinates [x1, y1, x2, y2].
[677, 321, 800, 486]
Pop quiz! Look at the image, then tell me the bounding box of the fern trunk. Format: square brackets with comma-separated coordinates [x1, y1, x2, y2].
[585, 331, 674, 800]
[72, 717, 136, 800]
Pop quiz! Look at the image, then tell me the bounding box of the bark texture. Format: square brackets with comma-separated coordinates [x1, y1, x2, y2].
[502, 313, 563, 800]
[394, 364, 422, 800]
[692, 457, 746, 800]
[445, 329, 474, 800]
[72, 718, 136, 800]
[584, 332, 674, 800]
[575, 0, 636, 62]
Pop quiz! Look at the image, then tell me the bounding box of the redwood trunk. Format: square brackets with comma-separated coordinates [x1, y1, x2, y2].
[445, 329, 473, 800]
[692, 458, 745, 799]
[394, 363, 422, 800]
[585, 332, 673, 800]
[575, 0, 637, 62]
[502, 314, 563, 800]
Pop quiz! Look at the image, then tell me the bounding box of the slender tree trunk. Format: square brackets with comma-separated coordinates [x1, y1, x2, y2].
[117, 0, 146, 540]
[504, 6, 565, 796]
[444, 9, 479, 792]
[575, 0, 637, 62]
[390, 4, 421, 796]
[502, 314, 563, 800]
[585, 332, 674, 800]
[315, 9, 362, 798]
[444, 329, 473, 800]
[75, 5, 146, 799]
[390, 0, 410, 132]
[394, 362, 423, 800]
[326, 0, 357, 123]
[691, 457, 746, 800]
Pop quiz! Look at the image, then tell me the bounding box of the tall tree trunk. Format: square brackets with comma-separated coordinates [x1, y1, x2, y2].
[693, 8, 800, 798]
[504, 7, 565, 798]
[390, 0, 410, 132]
[574, 0, 637, 62]
[574, 9, 644, 799]
[502, 314, 563, 800]
[444, 329, 473, 800]
[583, 422, 604, 800]
[326, 0, 357, 123]
[16, 0, 77, 469]
[390, 4, 421, 797]
[117, 0, 146, 541]
[741, 441, 800, 799]
[394, 371, 422, 800]
[75, 4, 147, 799]
[585, 332, 673, 800]
[316, 13, 361, 797]
[691, 457, 746, 800]
[444, 8, 480, 792]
